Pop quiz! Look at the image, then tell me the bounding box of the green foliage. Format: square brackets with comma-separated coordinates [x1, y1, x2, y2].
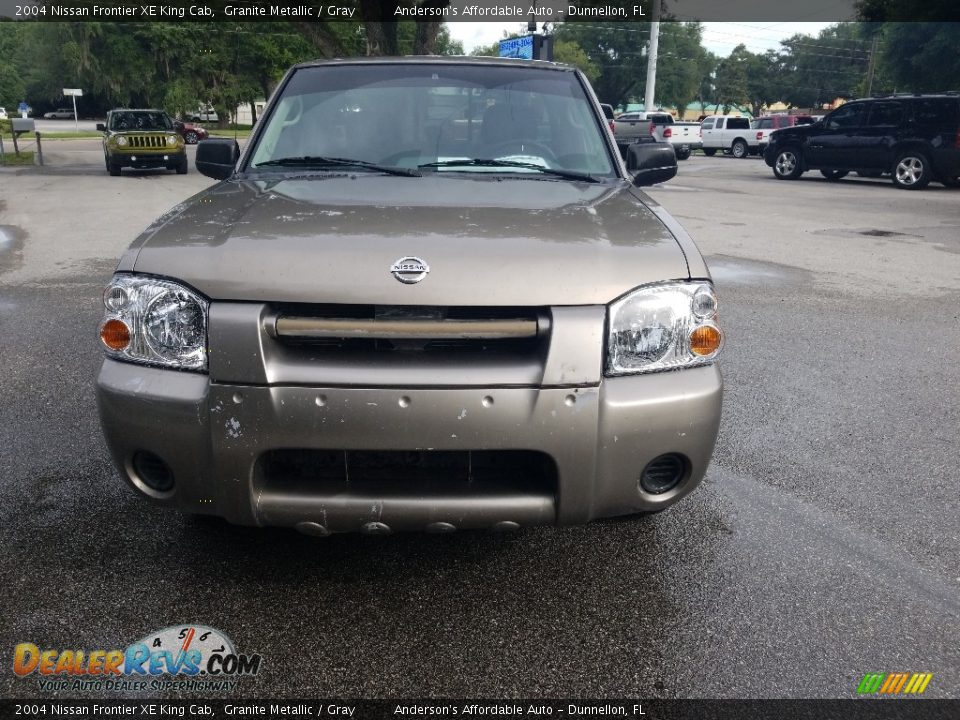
[712, 44, 750, 113]
[1, 19, 451, 121]
[552, 40, 600, 84]
[0, 23, 26, 108]
[553, 22, 650, 107]
[656, 23, 710, 114]
[777, 24, 871, 107]
[876, 23, 960, 92]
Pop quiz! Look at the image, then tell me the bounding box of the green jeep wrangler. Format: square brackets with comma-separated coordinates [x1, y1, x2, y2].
[98, 109, 187, 176]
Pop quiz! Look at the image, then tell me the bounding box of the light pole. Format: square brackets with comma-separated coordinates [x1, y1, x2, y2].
[643, 0, 662, 113]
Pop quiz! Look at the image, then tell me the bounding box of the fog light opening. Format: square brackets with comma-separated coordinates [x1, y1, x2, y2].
[131, 451, 175, 493]
[640, 453, 689, 495]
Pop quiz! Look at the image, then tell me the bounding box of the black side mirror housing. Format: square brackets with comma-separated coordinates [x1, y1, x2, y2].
[627, 142, 678, 187]
[196, 138, 240, 180]
[96, 123, 106, 132]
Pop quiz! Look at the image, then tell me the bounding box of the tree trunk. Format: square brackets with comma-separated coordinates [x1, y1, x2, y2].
[363, 20, 399, 56]
[412, 2, 450, 54]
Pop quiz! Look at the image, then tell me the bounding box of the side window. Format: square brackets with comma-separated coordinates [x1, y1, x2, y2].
[825, 103, 866, 130]
[867, 102, 903, 126]
[728, 118, 749, 130]
[914, 99, 958, 127]
[715, 118, 725, 129]
[701, 119, 714, 130]
[759, 118, 773, 129]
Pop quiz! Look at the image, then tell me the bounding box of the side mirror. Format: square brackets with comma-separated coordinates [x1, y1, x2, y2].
[196, 138, 240, 180]
[627, 142, 678, 186]
[96, 123, 106, 132]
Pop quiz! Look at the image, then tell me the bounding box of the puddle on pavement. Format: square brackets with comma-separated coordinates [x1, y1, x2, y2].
[707, 255, 806, 287]
[0, 225, 26, 274]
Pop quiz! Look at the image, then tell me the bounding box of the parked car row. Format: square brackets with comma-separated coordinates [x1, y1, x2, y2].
[606, 97, 958, 192]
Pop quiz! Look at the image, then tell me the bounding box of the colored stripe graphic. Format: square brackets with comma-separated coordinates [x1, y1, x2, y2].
[857, 672, 932, 695]
[857, 674, 885, 694]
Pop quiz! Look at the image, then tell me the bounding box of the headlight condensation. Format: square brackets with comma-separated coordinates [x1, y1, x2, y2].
[99, 275, 209, 371]
[606, 281, 722, 376]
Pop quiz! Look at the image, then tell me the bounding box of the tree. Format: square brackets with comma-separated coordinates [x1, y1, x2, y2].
[553, 21, 651, 107]
[712, 44, 750, 113]
[551, 39, 600, 84]
[777, 24, 871, 108]
[0, 22, 27, 109]
[655, 22, 709, 115]
[874, 23, 960, 92]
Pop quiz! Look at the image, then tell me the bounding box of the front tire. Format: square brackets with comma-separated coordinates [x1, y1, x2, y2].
[675, 148, 691, 161]
[176, 156, 188, 175]
[820, 169, 848, 181]
[107, 159, 121, 177]
[892, 150, 932, 190]
[772, 148, 803, 180]
[731, 139, 748, 159]
[702, 148, 717, 157]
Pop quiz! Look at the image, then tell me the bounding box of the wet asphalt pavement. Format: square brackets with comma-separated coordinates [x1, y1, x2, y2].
[1, 146, 958, 700]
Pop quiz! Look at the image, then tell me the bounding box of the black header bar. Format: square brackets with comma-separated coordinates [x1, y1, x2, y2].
[1, 0, 880, 24]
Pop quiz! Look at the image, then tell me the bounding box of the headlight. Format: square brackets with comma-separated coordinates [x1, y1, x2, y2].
[167, 135, 178, 146]
[99, 275, 209, 371]
[606, 281, 722, 376]
[115, 136, 128, 147]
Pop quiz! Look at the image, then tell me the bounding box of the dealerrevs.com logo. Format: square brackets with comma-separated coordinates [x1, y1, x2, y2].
[13, 625, 262, 693]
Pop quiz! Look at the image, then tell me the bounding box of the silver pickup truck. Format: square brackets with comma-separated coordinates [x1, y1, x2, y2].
[96, 57, 723, 535]
[614, 112, 699, 160]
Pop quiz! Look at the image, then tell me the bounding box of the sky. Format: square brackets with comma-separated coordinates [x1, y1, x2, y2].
[447, 21, 836, 57]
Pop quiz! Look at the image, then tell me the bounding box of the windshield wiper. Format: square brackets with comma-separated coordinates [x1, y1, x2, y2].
[254, 156, 420, 177]
[418, 158, 601, 183]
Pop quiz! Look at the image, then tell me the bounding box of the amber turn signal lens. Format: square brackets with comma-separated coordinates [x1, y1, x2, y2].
[690, 325, 722, 357]
[100, 319, 131, 351]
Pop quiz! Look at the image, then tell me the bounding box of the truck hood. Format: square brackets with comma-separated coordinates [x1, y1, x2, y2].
[127, 175, 693, 306]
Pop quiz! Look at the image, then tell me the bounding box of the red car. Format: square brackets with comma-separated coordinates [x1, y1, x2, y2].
[173, 120, 209, 145]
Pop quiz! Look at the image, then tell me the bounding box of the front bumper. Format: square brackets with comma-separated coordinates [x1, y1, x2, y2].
[109, 150, 185, 169]
[97, 360, 722, 533]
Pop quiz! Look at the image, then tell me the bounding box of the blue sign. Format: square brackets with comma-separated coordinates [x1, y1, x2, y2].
[499, 35, 534, 60]
[18, 102, 28, 111]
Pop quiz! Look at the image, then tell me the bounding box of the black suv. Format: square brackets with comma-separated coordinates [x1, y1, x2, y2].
[764, 94, 960, 189]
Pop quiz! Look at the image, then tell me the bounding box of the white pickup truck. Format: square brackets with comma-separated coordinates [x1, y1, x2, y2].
[700, 115, 758, 158]
[668, 122, 702, 160]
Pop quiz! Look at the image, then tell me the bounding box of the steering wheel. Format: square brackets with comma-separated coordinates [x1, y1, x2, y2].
[483, 140, 558, 164]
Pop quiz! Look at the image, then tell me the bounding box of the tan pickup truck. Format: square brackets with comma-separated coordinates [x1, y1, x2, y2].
[96, 58, 723, 535]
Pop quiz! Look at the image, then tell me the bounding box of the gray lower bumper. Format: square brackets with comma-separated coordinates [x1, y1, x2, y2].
[97, 360, 722, 532]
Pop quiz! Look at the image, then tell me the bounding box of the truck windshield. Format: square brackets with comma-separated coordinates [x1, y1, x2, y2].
[248, 63, 616, 178]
